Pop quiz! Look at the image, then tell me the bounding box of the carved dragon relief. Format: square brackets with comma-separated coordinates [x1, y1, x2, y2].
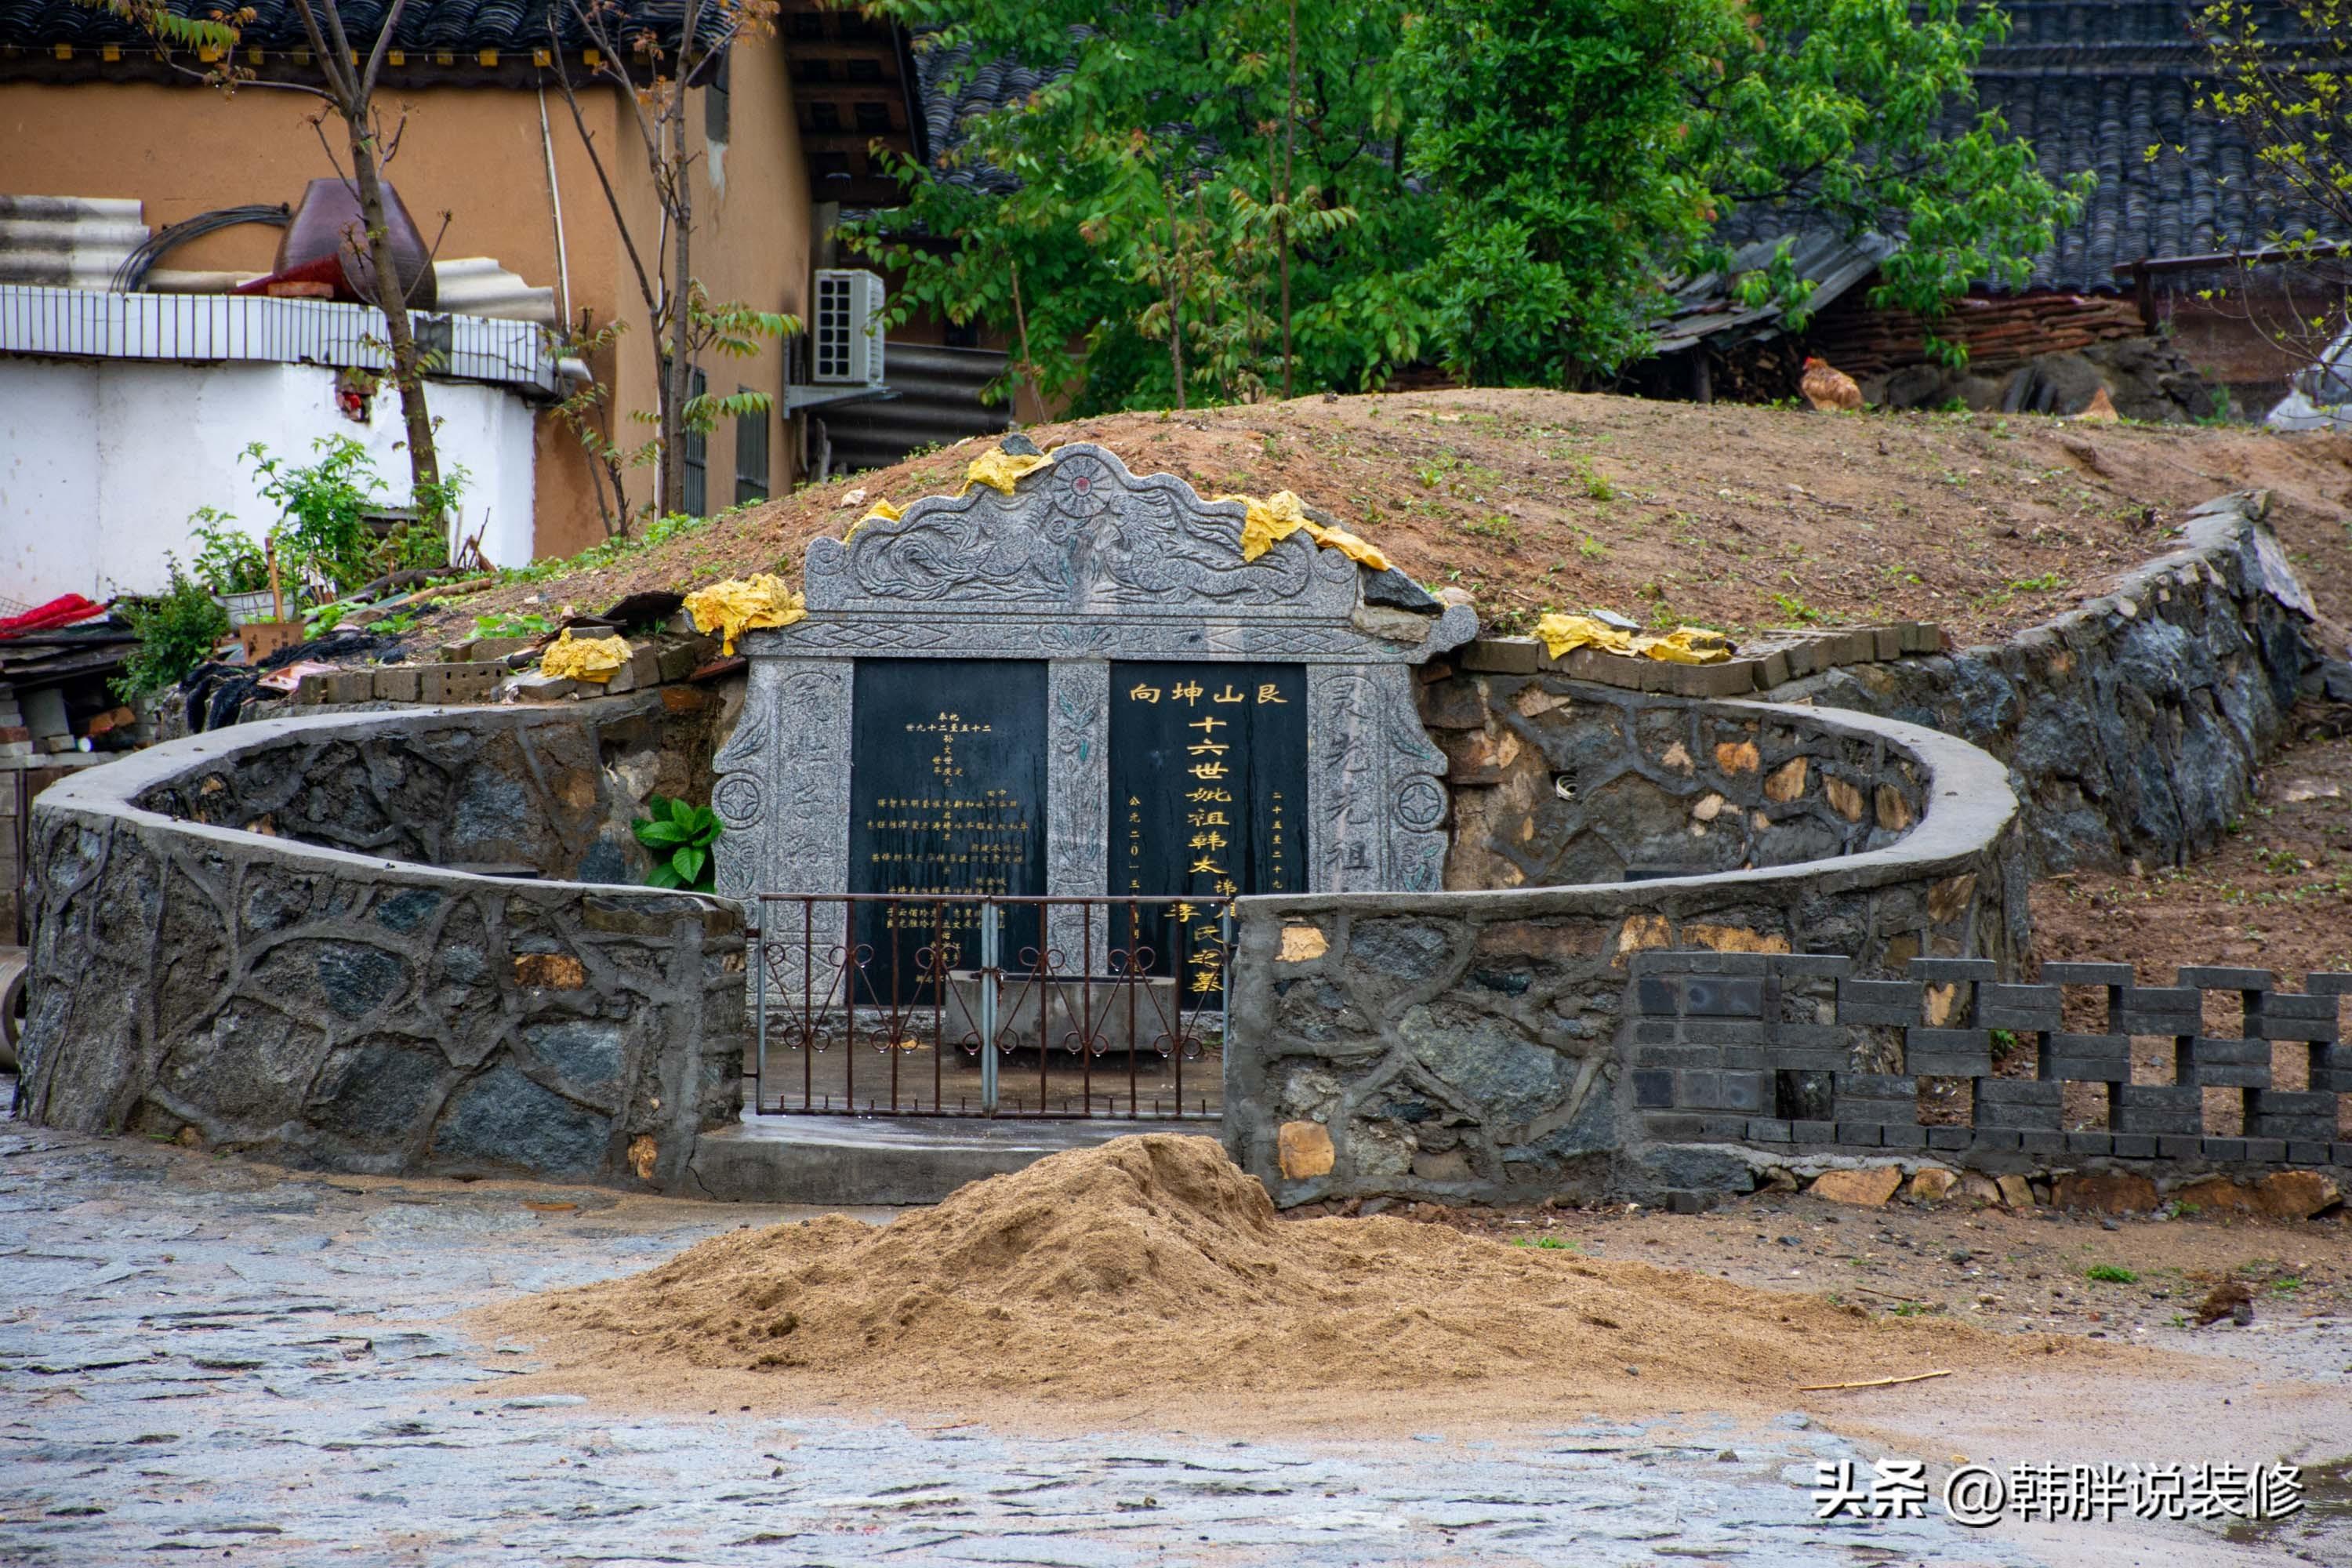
[800, 444, 1356, 619]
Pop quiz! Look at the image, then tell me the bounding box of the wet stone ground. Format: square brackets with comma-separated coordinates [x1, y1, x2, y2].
[0, 1121, 2162, 1566]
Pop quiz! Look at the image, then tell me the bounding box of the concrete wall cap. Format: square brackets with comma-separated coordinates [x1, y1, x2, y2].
[1236, 696, 2015, 916]
[31, 695, 731, 918]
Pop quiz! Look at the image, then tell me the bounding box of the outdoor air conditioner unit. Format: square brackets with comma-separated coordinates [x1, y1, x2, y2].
[812, 268, 885, 385]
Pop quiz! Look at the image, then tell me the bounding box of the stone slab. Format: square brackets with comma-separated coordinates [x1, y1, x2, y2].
[689, 1111, 1153, 1206]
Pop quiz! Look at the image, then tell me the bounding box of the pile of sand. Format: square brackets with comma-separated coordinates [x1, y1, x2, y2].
[484, 1134, 2098, 1414]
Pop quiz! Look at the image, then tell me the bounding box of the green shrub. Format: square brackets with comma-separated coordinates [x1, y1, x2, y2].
[245, 437, 384, 594]
[187, 507, 270, 595]
[2084, 1264, 2139, 1284]
[114, 561, 230, 699]
[633, 796, 722, 891]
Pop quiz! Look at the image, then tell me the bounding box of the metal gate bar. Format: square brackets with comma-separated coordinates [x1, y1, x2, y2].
[746, 893, 1229, 1120]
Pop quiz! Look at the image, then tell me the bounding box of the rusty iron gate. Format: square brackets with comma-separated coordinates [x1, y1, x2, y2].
[747, 894, 1231, 1119]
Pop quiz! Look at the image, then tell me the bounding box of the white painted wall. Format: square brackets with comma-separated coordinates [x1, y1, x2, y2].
[0, 358, 535, 602]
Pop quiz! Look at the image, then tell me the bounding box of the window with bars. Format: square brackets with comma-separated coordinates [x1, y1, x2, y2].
[681, 366, 707, 517]
[735, 388, 770, 506]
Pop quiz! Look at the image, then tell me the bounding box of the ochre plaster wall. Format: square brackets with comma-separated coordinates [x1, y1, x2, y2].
[3, 54, 812, 562]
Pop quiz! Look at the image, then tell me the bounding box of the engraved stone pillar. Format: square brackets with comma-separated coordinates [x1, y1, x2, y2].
[715, 657, 852, 998]
[1308, 662, 1450, 893]
[1046, 659, 1110, 967]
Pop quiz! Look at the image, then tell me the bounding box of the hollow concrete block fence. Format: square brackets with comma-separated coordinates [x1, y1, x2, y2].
[1617, 951, 2351, 1185]
[13, 702, 746, 1189]
[1223, 699, 2024, 1207]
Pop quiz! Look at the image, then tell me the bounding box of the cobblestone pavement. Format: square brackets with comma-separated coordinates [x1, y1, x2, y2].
[0, 1122, 2271, 1566]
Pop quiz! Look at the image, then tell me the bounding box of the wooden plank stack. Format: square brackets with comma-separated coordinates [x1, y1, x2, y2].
[1806, 288, 2145, 378]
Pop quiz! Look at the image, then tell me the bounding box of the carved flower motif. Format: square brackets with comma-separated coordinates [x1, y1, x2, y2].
[1048, 451, 1117, 525]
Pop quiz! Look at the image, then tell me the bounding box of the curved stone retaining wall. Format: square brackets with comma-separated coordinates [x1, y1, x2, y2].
[1222, 700, 2020, 1207]
[1427, 673, 1959, 891]
[1769, 492, 2319, 872]
[1421, 494, 2318, 879]
[15, 702, 744, 1189]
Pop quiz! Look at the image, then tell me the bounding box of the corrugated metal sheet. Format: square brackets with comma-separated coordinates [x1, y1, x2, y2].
[144, 257, 557, 326]
[817, 341, 1011, 474]
[1650, 232, 1898, 356]
[0, 196, 145, 290]
[0, 283, 558, 394]
[432, 257, 557, 327]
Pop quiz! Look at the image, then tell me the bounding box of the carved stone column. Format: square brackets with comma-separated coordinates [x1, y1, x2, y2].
[1308, 662, 1450, 893]
[715, 656, 852, 997]
[1045, 659, 1110, 968]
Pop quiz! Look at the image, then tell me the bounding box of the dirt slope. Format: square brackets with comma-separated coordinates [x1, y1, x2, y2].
[437, 389, 2352, 649]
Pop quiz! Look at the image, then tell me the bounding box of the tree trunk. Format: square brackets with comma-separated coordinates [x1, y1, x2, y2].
[347, 117, 440, 503]
[1279, 0, 1298, 401]
[1167, 193, 1187, 411]
[662, 164, 693, 518]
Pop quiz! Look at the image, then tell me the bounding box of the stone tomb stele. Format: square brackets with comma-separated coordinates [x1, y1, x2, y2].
[713, 441, 1477, 974]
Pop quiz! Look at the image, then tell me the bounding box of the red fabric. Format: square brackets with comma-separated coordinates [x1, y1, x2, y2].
[0, 594, 108, 639]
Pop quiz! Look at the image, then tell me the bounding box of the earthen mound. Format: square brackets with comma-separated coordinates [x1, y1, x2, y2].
[485, 1134, 2099, 1410]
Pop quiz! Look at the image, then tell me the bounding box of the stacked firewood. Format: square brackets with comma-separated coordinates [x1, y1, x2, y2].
[1803, 289, 2143, 378]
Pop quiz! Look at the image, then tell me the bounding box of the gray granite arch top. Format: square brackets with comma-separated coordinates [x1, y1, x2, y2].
[718, 444, 1480, 913]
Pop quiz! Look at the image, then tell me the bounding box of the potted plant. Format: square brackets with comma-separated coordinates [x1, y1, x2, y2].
[188, 508, 278, 626]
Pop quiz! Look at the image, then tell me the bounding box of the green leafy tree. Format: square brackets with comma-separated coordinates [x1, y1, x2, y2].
[633, 796, 722, 891]
[1692, 0, 2091, 367]
[855, 0, 2086, 399]
[1399, 0, 1736, 384]
[1405, 0, 2089, 379]
[846, 0, 1425, 412]
[2184, 0, 2352, 368]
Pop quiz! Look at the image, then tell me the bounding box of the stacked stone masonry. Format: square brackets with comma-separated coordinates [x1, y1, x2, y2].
[1417, 677, 2013, 975]
[1224, 698, 2026, 1207]
[1425, 494, 2320, 880]
[14, 700, 746, 1190]
[1769, 492, 2323, 872]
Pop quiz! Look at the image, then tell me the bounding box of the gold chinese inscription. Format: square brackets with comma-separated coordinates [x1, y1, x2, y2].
[1110, 662, 1308, 996]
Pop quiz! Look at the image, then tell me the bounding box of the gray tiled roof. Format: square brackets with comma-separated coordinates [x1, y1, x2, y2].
[0, 0, 719, 56]
[1974, 0, 2330, 291]
[908, 34, 1068, 197]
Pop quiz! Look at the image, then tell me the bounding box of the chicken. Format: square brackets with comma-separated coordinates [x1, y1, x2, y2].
[2076, 386, 2121, 423]
[1799, 356, 1864, 412]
